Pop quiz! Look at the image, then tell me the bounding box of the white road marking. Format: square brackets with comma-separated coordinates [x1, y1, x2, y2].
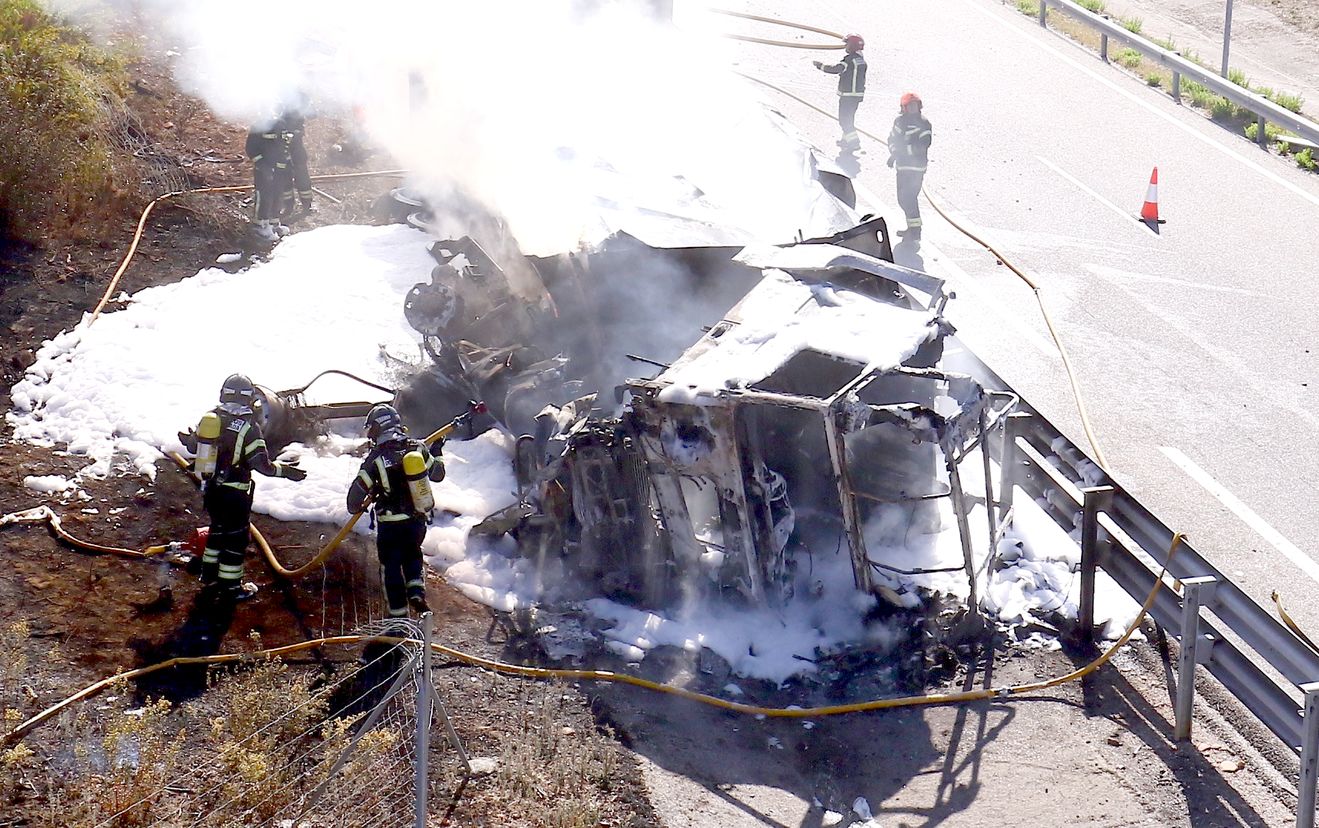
[1085, 262, 1261, 297]
[963, 0, 1319, 211]
[1035, 155, 1153, 233]
[1160, 445, 1319, 583]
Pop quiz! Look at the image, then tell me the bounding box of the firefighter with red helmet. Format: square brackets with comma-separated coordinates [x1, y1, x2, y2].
[813, 33, 867, 150]
[887, 92, 933, 241]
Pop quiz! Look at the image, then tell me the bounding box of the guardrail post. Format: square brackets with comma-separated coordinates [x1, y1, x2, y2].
[415, 612, 434, 828]
[1257, 114, 1268, 147]
[1100, 32, 1109, 63]
[1300, 683, 1319, 828]
[1221, 0, 1234, 78]
[1038, 0, 1047, 27]
[1175, 576, 1219, 741]
[1172, 71, 1181, 104]
[999, 412, 1031, 518]
[1076, 486, 1114, 646]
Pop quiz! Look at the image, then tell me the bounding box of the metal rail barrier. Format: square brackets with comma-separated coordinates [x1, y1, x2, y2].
[1034, 0, 1319, 148]
[950, 337, 1319, 825]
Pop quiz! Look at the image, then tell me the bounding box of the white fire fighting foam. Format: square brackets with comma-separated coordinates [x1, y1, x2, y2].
[6, 225, 1139, 684]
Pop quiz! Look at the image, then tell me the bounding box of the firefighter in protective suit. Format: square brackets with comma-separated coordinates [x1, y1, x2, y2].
[813, 34, 867, 150]
[185, 374, 307, 602]
[346, 404, 446, 618]
[245, 118, 295, 242]
[887, 92, 933, 240]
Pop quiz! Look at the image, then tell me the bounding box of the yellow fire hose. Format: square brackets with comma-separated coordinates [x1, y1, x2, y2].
[166, 412, 475, 579]
[708, 8, 846, 50]
[1273, 591, 1319, 656]
[0, 533, 1181, 749]
[0, 506, 175, 559]
[89, 168, 409, 325]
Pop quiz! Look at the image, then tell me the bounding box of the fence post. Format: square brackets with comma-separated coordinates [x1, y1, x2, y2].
[1100, 33, 1109, 63]
[1175, 576, 1219, 741]
[415, 612, 434, 828]
[1299, 683, 1319, 828]
[1077, 486, 1114, 647]
[1172, 71, 1181, 104]
[1000, 412, 1030, 518]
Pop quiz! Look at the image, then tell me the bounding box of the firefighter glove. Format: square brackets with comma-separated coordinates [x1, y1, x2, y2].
[428, 437, 445, 458]
[812, 60, 824, 70]
[886, 156, 895, 168]
[280, 462, 308, 481]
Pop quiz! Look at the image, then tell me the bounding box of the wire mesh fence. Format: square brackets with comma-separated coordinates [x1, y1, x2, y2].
[67, 619, 433, 828]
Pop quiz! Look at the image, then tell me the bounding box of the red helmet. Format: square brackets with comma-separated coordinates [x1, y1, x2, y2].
[844, 34, 864, 51]
[900, 92, 923, 109]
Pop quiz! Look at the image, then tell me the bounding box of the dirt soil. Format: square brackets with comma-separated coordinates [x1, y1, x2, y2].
[0, 7, 1309, 828]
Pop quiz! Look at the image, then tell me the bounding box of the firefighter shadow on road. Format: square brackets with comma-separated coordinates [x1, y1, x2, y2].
[892, 237, 925, 274]
[587, 645, 1021, 828]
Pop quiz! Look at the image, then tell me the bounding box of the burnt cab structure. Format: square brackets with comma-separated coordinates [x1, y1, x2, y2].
[621, 244, 1018, 609]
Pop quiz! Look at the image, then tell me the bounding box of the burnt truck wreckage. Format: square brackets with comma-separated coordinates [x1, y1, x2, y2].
[372, 182, 1017, 621]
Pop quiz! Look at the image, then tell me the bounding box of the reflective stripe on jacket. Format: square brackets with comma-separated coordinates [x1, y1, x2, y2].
[822, 52, 867, 97]
[888, 113, 932, 171]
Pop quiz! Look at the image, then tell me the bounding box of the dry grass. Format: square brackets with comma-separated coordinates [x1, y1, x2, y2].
[0, 0, 142, 242]
[1, 651, 390, 827]
[471, 682, 627, 828]
[2, 635, 645, 828]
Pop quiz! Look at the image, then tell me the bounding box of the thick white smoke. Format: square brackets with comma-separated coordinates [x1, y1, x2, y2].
[73, 0, 834, 253]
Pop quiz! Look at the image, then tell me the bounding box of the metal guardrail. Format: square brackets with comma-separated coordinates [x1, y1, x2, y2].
[1035, 0, 1319, 149]
[950, 338, 1319, 826]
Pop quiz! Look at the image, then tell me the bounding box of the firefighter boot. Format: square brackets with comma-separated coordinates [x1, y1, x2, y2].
[408, 592, 430, 615]
[252, 219, 280, 243]
[221, 582, 259, 604]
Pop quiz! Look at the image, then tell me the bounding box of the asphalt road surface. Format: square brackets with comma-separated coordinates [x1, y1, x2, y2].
[715, 0, 1319, 659]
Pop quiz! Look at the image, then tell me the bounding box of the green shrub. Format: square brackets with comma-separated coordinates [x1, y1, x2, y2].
[1120, 16, 1143, 34]
[1227, 67, 1248, 87]
[1115, 48, 1142, 69]
[1077, 0, 1104, 13]
[1243, 121, 1284, 143]
[1152, 35, 1176, 51]
[1266, 89, 1304, 113]
[1210, 98, 1235, 122]
[1145, 72, 1163, 87]
[1016, 0, 1040, 16]
[1298, 148, 1317, 171]
[0, 0, 132, 241]
[1182, 79, 1218, 109]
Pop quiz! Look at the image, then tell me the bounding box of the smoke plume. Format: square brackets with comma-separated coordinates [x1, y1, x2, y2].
[54, 0, 833, 254]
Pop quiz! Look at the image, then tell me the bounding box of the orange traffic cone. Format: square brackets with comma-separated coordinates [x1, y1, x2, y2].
[1139, 167, 1165, 225]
